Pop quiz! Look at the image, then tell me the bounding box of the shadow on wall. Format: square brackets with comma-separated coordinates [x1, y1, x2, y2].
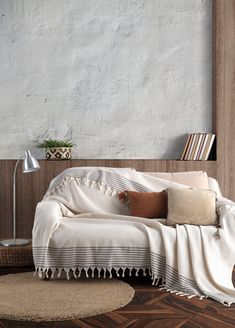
[161, 134, 188, 160]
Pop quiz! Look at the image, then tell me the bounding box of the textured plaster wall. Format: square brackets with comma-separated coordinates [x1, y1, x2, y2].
[0, 0, 212, 159]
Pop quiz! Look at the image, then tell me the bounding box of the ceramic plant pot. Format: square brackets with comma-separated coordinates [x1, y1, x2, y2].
[45, 147, 72, 160]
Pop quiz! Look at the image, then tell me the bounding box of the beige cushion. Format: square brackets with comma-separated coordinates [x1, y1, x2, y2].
[166, 188, 217, 226]
[145, 171, 209, 189]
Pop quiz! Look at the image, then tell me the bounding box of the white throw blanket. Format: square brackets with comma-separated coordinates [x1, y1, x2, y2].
[32, 167, 235, 306]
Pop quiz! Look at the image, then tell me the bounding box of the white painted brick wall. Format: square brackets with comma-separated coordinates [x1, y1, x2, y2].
[0, 0, 212, 159]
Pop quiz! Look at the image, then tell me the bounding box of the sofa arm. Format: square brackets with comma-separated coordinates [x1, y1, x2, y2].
[32, 200, 62, 248]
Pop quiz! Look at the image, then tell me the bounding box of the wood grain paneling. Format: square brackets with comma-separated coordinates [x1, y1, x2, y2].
[1, 0, 235, 239]
[213, 0, 235, 199]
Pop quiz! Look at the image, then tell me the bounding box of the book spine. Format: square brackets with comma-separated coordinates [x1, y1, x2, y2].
[187, 134, 197, 160]
[199, 134, 209, 160]
[180, 134, 191, 160]
[192, 134, 201, 160]
[204, 134, 215, 160]
[194, 133, 203, 160]
[196, 133, 206, 160]
[183, 134, 193, 160]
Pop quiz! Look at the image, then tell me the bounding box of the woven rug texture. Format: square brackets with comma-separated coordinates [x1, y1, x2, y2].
[0, 272, 134, 322]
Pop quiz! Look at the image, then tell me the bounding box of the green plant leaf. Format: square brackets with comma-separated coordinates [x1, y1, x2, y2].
[35, 138, 75, 148]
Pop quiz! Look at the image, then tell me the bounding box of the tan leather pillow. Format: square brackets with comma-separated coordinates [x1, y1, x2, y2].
[166, 188, 217, 226]
[119, 191, 167, 218]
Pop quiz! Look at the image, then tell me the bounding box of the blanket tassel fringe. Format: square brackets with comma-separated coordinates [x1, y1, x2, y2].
[35, 266, 152, 281]
[46, 176, 121, 198]
[35, 266, 200, 301]
[35, 267, 233, 306]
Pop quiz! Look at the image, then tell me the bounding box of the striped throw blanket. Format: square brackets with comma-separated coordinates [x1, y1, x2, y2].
[32, 167, 235, 306]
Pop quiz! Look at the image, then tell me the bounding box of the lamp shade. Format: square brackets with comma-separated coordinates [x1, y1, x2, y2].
[22, 150, 40, 173]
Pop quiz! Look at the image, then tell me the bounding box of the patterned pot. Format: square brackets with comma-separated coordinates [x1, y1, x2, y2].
[45, 147, 72, 160]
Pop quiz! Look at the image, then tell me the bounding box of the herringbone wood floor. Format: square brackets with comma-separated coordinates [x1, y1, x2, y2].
[0, 267, 234, 328]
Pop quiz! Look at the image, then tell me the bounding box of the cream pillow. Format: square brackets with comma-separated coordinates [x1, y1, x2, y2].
[145, 171, 209, 189]
[167, 188, 217, 226]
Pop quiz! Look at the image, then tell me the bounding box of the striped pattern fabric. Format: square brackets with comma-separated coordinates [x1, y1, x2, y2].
[33, 246, 201, 296]
[48, 167, 153, 193]
[33, 167, 235, 306]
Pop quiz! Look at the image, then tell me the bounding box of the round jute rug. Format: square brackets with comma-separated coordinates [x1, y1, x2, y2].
[0, 272, 135, 322]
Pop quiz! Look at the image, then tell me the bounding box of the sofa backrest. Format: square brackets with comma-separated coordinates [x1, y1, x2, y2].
[144, 171, 222, 197]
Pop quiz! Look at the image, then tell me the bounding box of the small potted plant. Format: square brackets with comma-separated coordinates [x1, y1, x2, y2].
[36, 138, 75, 160]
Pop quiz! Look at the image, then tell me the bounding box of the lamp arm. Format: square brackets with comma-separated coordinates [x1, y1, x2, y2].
[0, 151, 39, 247]
[13, 157, 22, 240]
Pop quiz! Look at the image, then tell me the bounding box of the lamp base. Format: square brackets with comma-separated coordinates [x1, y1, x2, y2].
[0, 239, 29, 247]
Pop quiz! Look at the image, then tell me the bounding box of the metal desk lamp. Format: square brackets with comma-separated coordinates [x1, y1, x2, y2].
[0, 150, 40, 247]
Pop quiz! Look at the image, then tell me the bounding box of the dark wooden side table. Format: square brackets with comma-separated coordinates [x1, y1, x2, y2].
[0, 239, 33, 267]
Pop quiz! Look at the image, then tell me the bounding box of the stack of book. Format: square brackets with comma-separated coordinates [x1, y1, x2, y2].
[181, 133, 215, 160]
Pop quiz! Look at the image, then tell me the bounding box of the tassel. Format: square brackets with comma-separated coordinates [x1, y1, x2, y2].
[73, 270, 78, 279]
[87, 180, 92, 188]
[108, 268, 112, 278]
[38, 272, 44, 279]
[215, 224, 221, 239]
[91, 268, 94, 278]
[105, 186, 112, 195]
[103, 268, 106, 278]
[97, 268, 101, 278]
[155, 278, 160, 286]
[51, 269, 55, 279]
[122, 268, 126, 277]
[175, 291, 183, 295]
[98, 182, 103, 190]
[111, 190, 117, 197]
[94, 181, 100, 190]
[84, 268, 89, 278]
[66, 270, 70, 280]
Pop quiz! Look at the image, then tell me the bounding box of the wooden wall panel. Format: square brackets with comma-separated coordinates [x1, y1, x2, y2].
[0, 159, 216, 238]
[214, 0, 235, 199]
